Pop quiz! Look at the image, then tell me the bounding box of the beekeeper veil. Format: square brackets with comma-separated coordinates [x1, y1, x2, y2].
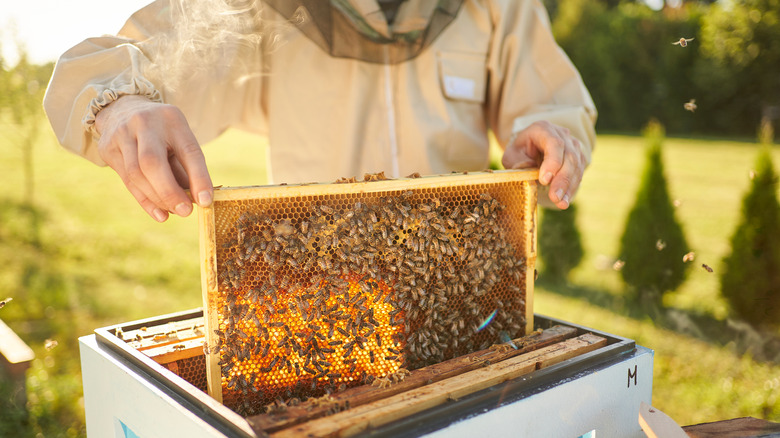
[262, 0, 464, 64]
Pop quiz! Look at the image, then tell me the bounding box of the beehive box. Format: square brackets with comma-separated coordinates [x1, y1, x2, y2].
[198, 170, 538, 416]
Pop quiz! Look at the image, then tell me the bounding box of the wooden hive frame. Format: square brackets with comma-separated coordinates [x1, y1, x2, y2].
[198, 170, 538, 410]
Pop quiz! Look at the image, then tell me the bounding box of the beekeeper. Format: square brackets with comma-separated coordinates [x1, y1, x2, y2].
[44, 0, 596, 223]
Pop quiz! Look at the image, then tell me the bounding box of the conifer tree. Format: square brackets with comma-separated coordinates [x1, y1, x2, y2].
[720, 119, 780, 328]
[618, 121, 690, 307]
[538, 203, 584, 283]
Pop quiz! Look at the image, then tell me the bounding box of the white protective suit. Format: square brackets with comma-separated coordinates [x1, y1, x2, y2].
[43, 0, 597, 184]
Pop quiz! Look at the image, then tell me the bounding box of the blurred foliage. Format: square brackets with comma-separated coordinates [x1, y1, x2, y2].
[720, 121, 780, 329]
[538, 204, 584, 283]
[0, 52, 53, 209]
[696, 0, 780, 137]
[1, 45, 90, 438]
[550, 0, 779, 137]
[618, 121, 690, 308]
[0, 199, 88, 437]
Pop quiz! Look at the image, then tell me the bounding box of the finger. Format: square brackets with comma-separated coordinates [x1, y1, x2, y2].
[501, 145, 538, 170]
[511, 160, 538, 169]
[135, 132, 193, 217]
[103, 140, 170, 222]
[118, 137, 171, 212]
[125, 179, 171, 222]
[548, 138, 585, 209]
[170, 123, 213, 207]
[169, 155, 190, 190]
[535, 128, 566, 186]
[512, 122, 565, 186]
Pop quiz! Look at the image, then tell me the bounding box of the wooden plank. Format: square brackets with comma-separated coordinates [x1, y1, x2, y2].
[683, 417, 780, 437]
[199, 204, 223, 403]
[639, 402, 688, 438]
[246, 325, 577, 434]
[523, 179, 537, 335]
[212, 170, 540, 202]
[121, 317, 205, 351]
[0, 317, 35, 384]
[144, 338, 204, 365]
[258, 331, 603, 438]
[0, 318, 35, 366]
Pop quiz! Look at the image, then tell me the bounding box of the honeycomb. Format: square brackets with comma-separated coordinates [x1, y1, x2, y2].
[200, 170, 537, 416]
[163, 355, 209, 393]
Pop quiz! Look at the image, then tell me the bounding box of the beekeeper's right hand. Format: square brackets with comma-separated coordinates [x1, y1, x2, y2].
[95, 95, 214, 222]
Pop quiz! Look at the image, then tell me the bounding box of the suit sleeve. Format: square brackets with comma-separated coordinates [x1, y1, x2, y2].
[485, 0, 597, 165]
[43, 0, 265, 166]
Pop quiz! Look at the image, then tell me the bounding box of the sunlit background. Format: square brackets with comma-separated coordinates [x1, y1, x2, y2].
[1, 0, 779, 437]
[1, 1, 153, 65]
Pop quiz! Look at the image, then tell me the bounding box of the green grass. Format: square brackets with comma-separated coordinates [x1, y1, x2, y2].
[535, 134, 780, 425]
[1, 121, 778, 436]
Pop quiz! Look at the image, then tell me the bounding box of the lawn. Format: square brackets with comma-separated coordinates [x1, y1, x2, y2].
[0, 121, 778, 436]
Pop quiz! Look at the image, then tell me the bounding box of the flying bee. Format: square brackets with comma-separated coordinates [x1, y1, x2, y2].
[701, 263, 714, 273]
[684, 99, 697, 112]
[682, 252, 695, 263]
[655, 240, 666, 251]
[0, 297, 13, 309]
[672, 37, 694, 47]
[44, 339, 59, 351]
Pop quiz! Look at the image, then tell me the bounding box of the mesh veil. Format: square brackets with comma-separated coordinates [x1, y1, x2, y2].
[262, 0, 464, 64]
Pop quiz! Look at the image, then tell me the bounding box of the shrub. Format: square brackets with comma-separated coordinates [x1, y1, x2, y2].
[618, 121, 690, 307]
[538, 204, 584, 283]
[720, 120, 780, 329]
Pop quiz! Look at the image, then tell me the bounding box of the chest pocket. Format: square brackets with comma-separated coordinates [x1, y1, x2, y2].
[436, 51, 488, 104]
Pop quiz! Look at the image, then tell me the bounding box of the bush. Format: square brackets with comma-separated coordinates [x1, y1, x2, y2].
[617, 121, 690, 307]
[538, 204, 584, 283]
[549, 0, 777, 137]
[720, 120, 780, 329]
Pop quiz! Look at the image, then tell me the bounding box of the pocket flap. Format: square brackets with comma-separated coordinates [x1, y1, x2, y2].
[437, 51, 487, 104]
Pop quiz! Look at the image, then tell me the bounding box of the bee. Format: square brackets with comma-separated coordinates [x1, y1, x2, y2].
[44, 339, 59, 351]
[701, 263, 714, 273]
[319, 205, 334, 215]
[684, 99, 697, 112]
[655, 240, 666, 251]
[0, 297, 13, 309]
[682, 252, 695, 263]
[672, 37, 694, 47]
[612, 260, 625, 271]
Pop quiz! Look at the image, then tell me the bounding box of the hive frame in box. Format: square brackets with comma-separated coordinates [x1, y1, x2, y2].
[88, 310, 651, 437]
[198, 170, 538, 406]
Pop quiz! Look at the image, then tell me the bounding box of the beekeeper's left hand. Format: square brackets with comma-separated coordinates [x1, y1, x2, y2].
[501, 121, 588, 210]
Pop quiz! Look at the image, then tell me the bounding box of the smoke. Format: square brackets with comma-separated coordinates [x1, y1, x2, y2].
[142, 0, 289, 91]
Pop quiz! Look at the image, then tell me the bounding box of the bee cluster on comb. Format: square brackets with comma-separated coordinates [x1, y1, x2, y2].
[200, 171, 537, 416]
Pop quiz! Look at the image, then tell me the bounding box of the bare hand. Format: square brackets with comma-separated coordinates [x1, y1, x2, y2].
[501, 121, 588, 209]
[95, 95, 213, 222]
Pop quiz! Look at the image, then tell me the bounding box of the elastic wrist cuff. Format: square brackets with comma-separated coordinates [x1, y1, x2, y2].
[82, 77, 163, 139]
